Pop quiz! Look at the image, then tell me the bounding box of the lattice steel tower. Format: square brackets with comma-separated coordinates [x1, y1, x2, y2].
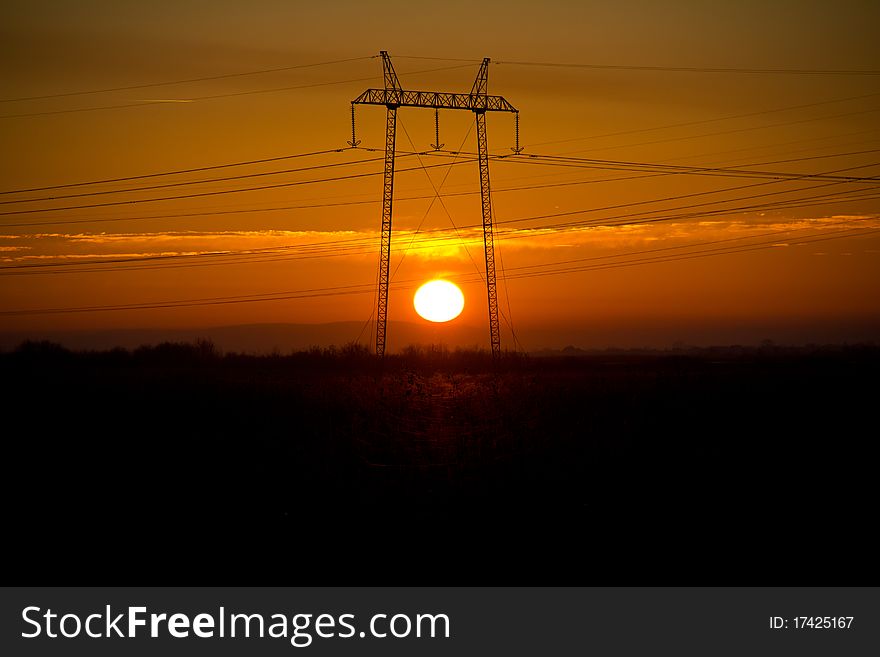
[351, 51, 519, 358]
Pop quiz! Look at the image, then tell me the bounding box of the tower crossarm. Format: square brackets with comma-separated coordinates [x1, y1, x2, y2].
[352, 89, 517, 113]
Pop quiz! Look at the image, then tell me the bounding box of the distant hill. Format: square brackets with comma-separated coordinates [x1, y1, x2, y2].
[2, 316, 878, 353]
[0, 321, 489, 354]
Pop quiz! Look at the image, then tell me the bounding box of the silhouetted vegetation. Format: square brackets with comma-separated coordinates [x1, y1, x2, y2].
[4, 340, 877, 582]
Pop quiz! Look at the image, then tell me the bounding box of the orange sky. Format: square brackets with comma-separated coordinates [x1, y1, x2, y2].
[1, 1, 879, 350]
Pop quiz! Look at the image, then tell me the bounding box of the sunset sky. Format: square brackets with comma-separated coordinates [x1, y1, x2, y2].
[2, 0, 879, 350]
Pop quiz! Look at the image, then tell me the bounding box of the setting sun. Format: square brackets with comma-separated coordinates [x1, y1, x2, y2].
[413, 280, 465, 323]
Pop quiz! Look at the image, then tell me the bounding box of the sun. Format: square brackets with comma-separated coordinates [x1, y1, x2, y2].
[413, 280, 465, 323]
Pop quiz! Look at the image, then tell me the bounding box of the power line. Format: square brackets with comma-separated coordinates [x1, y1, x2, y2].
[1, 197, 387, 229]
[500, 228, 880, 281]
[0, 56, 375, 103]
[10, 90, 874, 197]
[431, 149, 880, 184]
[6, 160, 876, 267]
[5, 191, 876, 279]
[501, 220, 877, 274]
[0, 157, 478, 217]
[0, 64, 474, 120]
[0, 282, 383, 316]
[487, 152, 880, 183]
[18, 141, 813, 219]
[3, 222, 875, 316]
[3, 152, 877, 275]
[496, 185, 880, 235]
[526, 92, 880, 148]
[573, 148, 880, 170]
[395, 55, 880, 76]
[657, 129, 880, 168]
[554, 107, 880, 156]
[2, 131, 872, 206]
[497, 59, 880, 76]
[8, 142, 877, 229]
[491, 171, 880, 233]
[5, 180, 876, 276]
[0, 155, 387, 206]
[470, 130, 880, 196]
[0, 76, 381, 120]
[0, 148, 349, 195]
[0, 168, 822, 229]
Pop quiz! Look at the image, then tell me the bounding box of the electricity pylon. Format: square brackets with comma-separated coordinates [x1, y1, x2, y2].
[351, 51, 519, 358]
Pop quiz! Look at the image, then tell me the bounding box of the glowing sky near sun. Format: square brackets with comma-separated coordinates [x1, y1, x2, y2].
[1, 1, 879, 348]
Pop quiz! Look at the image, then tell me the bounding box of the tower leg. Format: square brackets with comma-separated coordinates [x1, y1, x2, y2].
[475, 110, 501, 358]
[375, 106, 397, 357]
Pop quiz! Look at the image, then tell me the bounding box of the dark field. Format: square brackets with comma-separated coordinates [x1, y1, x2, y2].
[4, 341, 877, 583]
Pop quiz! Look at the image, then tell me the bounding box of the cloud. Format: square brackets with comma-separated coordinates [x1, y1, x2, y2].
[4, 214, 877, 265]
[12, 251, 215, 262]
